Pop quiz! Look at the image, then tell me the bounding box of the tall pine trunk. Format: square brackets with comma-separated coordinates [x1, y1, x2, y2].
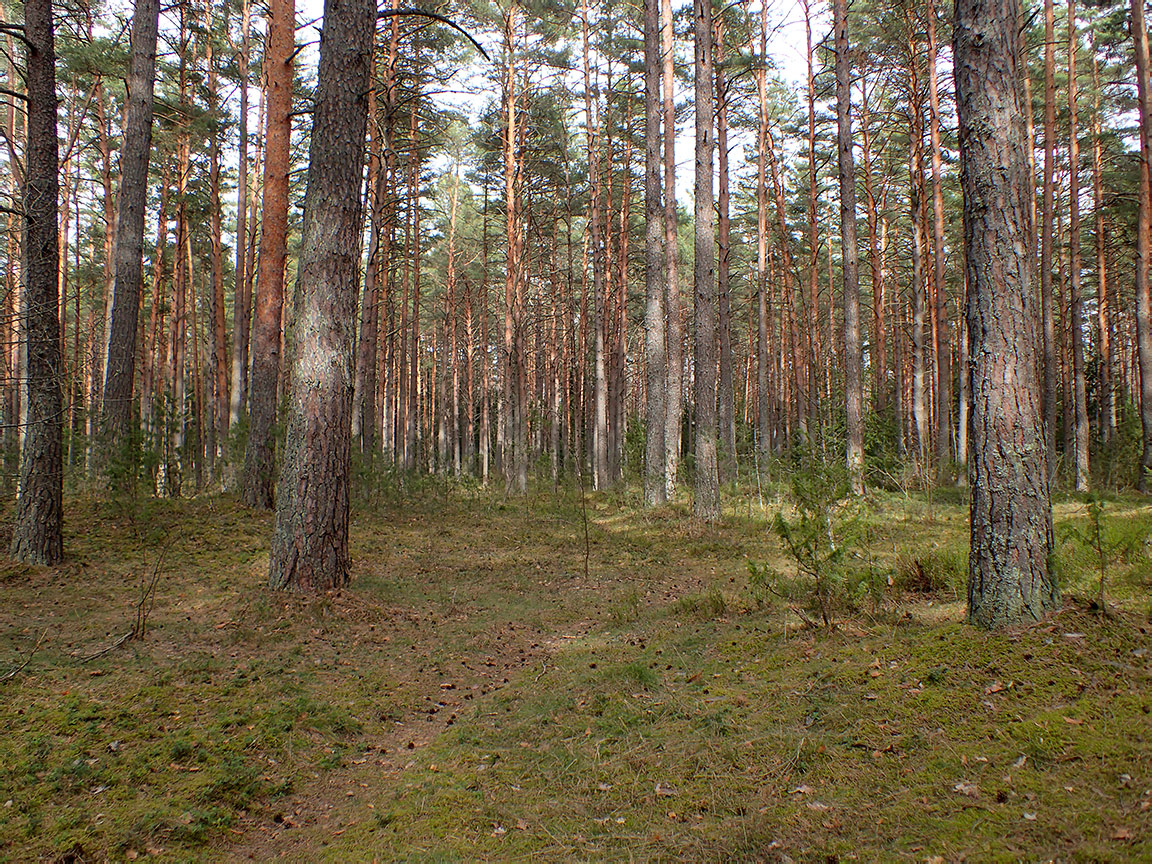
[642, 0, 666, 505]
[835, 0, 864, 495]
[268, 0, 372, 590]
[955, 0, 1056, 626]
[10, 0, 62, 565]
[693, 0, 719, 521]
[242, 0, 293, 507]
[98, 0, 159, 480]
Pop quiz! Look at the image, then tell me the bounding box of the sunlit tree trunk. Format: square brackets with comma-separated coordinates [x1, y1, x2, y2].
[1090, 36, 1113, 446]
[693, 0, 718, 521]
[242, 0, 293, 507]
[643, 0, 666, 505]
[268, 0, 372, 590]
[715, 17, 735, 484]
[927, 0, 952, 476]
[801, 0, 821, 443]
[1067, 0, 1088, 491]
[835, 0, 864, 495]
[662, 0, 683, 499]
[1132, 0, 1152, 491]
[229, 0, 251, 432]
[1040, 0, 1057, 482]
[755, 3, 771, 460]
[956, 0, 1056, 627]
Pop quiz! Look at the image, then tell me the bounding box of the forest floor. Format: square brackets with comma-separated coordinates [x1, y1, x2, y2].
[0, 477, 1150, 863]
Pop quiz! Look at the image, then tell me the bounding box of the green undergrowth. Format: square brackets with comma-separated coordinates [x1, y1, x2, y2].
[0, 484, 1148, 862]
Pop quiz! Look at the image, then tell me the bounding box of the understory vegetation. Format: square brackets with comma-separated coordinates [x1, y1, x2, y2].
[1, 482, 1149, 862]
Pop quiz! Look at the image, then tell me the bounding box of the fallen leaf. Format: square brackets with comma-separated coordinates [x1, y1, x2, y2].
[655, 783, 677, 797]
[491, 824, 506, 837]
[790, 785, 814, 795]
[1023, 812, 1037, 821]
[597, 783, 613, 792]
[1062, 716, 1082, 726]
[807, 802, 830, 812]
[1112, 827, 1133, 841]
[985, 681, 1006, 694]
[1013, 755, 1028, 769]
[953, 782, 980, 798]
[516, 819, 528, 831]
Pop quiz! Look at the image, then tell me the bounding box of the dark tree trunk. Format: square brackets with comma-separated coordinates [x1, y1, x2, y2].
[267, 0, 373, 591]
[955, 0, 1056, 627]
[10, 0, 62, 565]
[693, 0, 718, 521]
[98, 0, 159, 479]
[242, 0, 293, 508]
[643, 0, 666, 505]
[835, 0, 864, 495]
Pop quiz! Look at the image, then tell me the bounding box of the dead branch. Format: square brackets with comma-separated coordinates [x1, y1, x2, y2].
[0, 628, 47, 683]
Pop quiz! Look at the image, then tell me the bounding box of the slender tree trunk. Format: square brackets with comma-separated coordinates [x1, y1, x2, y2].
[10, 0, 61, 565]
[835, 0, 864, 495]
[861, 79, 888, 414]
[662, 0, 683, 499]
[755, 2, 771, 459]
[1068, 0, 1088, 491]
[693, 0, 718, 521]
[643, 0, 666, 505]
[207, 19, 228, 479]
[927, 0, 952, 476]
[242, 0, 293, 507]
[229, 0, 251, 432]
[715, 18, 736, 484]
[268, 0, 372, 590]
[98, 0, 159, 479]
[1041, 0, 1058, 481]
[1132, 0, 1152, 491]
[352, 59, 387, 453]
[802, 0, 821, 443]
[955, 0, 1056, 626]
[1091, 36, 1113, 446]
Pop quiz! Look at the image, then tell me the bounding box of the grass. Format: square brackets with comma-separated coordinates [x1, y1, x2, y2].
[0, 482, 1149, 862]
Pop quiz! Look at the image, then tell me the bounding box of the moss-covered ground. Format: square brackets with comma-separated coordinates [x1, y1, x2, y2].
[0, 482, 1149, 862]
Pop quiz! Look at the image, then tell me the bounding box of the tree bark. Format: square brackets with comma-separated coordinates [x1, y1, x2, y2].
[955, 0, 1056, 627]
[693, 0, 718, 521]
[1130, 0, 1152, 491]
[715, 17, 735, 484]
[1067, 0, 1089, 491]
[1040, 0, 1057, 482]
[98, 0, 159, 479]
[927, 0, 952, 476]
[229, 0, 251, 432]
[242, 0, 294, 507]
[268, 0, 372, 591]
[643, 0, 666, 505]
[662, 0, 683, 499]
[834, 0, 864, 495]
[10, 0, 62, 565]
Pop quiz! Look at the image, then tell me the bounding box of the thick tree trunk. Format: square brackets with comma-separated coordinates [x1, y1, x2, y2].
[268, 0, 372, 591]
[643, 0, 666, 505]
[955, 0, 1056, 627]
[693, 0, 718, 521]
[98, 0, 159, 479]
[834, 0, 864, 495]
[10, 0, 62, 565]
[242, 0, 293, 507]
